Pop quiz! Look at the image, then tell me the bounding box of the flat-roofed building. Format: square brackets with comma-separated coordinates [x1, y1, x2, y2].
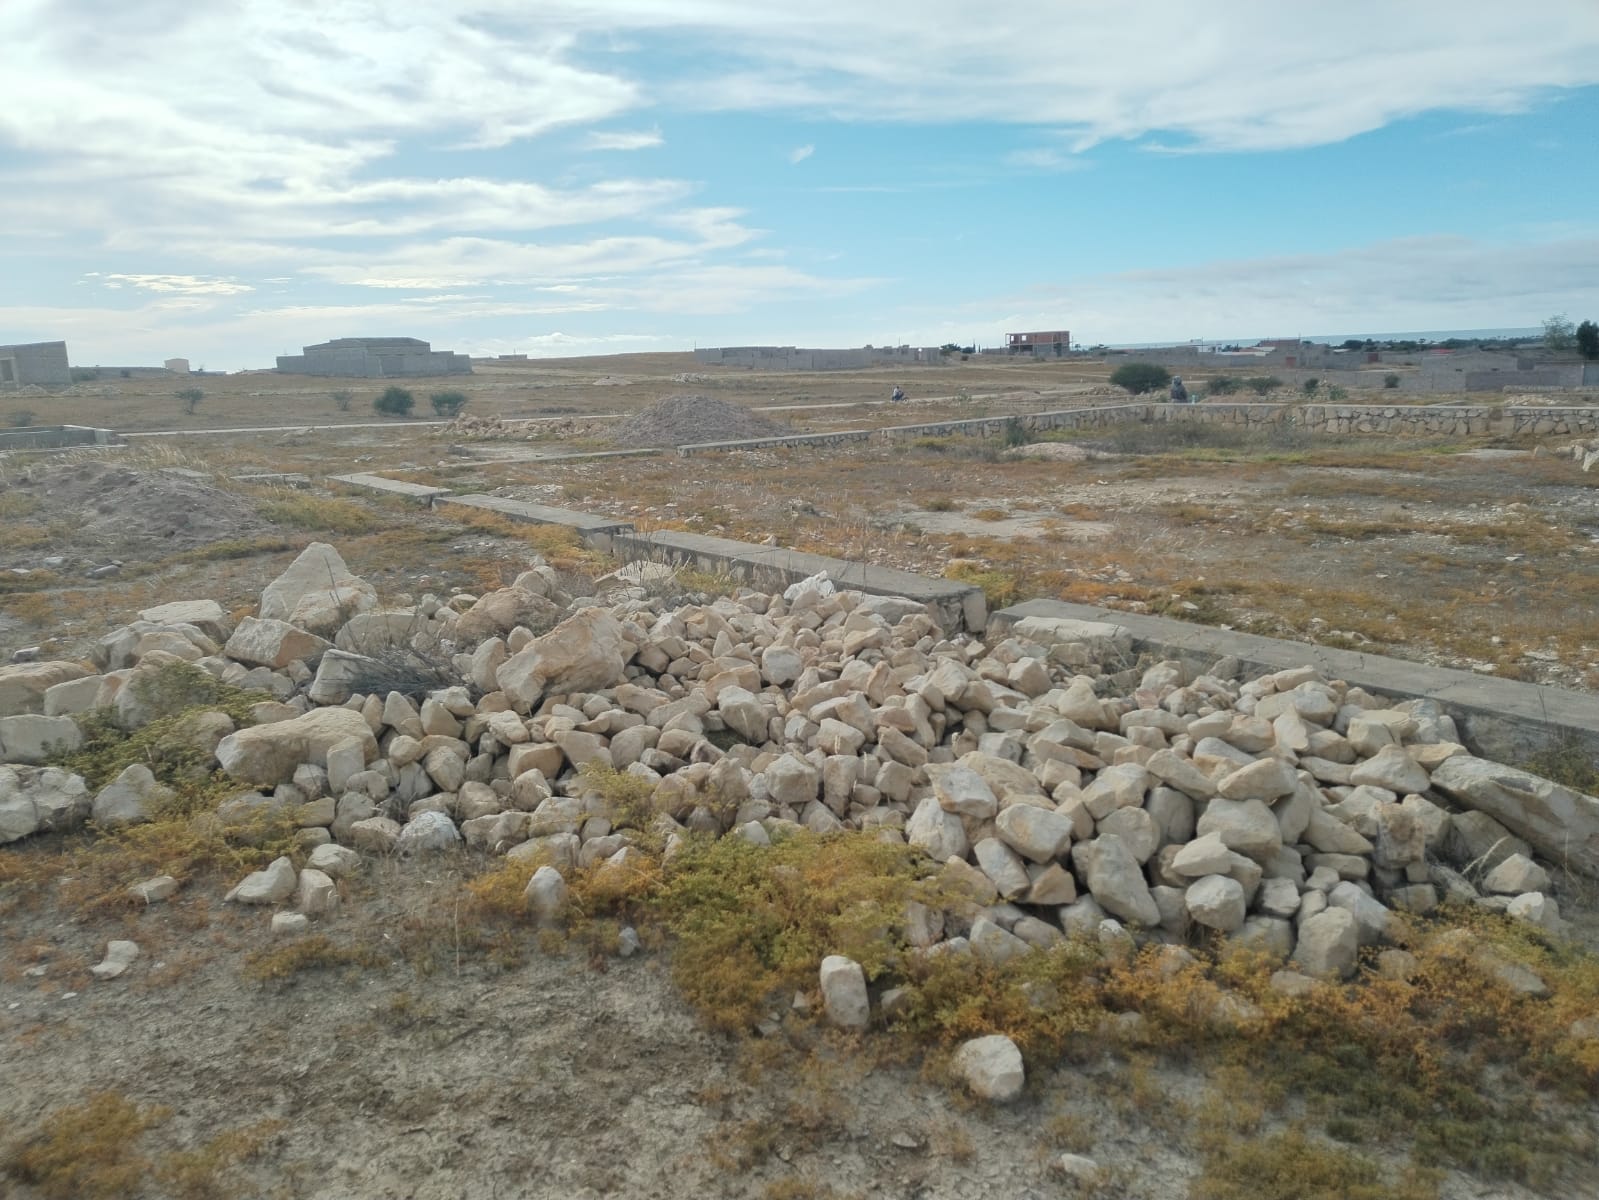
[276, 337, 472, 378]
[0, 340, 71, 388]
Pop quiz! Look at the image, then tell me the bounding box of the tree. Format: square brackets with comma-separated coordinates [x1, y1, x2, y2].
[1109, 362, 1172, 395]
[373, 386, 414, 417]
[1577, 320, 1599, 361]
[176, 387, 204, 414]
[430, 390, 467, 417]
[1543, 314, 1576, 352]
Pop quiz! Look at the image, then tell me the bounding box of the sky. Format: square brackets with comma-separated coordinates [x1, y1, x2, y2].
[2, 1, 1597, 370]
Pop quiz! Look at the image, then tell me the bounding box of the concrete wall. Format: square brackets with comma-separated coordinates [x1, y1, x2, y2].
[0, 341, 71, 389]
[0, 424, 117, 450]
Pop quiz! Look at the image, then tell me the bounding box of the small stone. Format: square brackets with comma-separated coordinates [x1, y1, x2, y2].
[1483, 853, 1551, 896]
[224, 855, 298, 904]
[951, 1033, 1025, 1103]
[272, 912, 311, 936]
[90, 940, 139, 980]
[524, 864, 568, 926]
[1052, 1154, 1101, 1184]
[819, 955, 870, 1030]
[617, 926, 641, 958]
[128, 875, 178, 904]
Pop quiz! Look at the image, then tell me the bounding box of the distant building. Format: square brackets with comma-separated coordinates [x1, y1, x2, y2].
[1006, 330, 1071, 357]
[276, 337, 472, 378]
[165, 358, 191, 374]
[0, 340, 71, 388]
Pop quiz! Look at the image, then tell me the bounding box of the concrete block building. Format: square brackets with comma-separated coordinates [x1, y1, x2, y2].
[1006, 330, 1071, 357]
[276, 337, 472, 379]
[0, 341, 71, 388]
[693, 345, 945, 370]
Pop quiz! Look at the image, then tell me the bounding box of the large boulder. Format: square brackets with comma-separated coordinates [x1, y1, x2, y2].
[216, 707, 378, 786]
[0, 714, 83, 764]
[1431, 755, 1599, 878]
[0, 661, 92, 718]
[496, 609, 628, 709]
[258, 543, 376, 637]
[455, 588, 562, 642]
[140, 599, 230, 643]
[1083, 834, 1160, 927]
[224, 616, 332, 670]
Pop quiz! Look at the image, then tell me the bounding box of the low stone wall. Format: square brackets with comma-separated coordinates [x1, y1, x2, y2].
[878, 405, 1151, 441]
[0, 424, 118, 451]
[1155, 402, 1599, 437]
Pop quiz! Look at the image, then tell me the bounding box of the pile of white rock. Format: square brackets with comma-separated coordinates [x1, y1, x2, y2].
[2, 543, 1596, 996]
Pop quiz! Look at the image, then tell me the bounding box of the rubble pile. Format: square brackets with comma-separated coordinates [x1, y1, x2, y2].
[3, 542, 1596, 1033]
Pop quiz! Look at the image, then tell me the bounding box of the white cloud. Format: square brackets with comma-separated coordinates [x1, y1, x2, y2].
[588, 129, 665, 150]
[788, 144, 815, 164]
[1002, 148, 1092, 172]
[96, 273, 253, 296]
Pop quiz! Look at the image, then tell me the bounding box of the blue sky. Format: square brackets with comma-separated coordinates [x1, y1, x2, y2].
[2, 0, 1597, 370]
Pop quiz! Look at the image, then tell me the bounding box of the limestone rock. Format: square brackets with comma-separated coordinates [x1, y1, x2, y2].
[347, 816, 402, 854]
[258, 542, 376, 636]
[819, 955, 870, 1030]
[225, 856, 298, 904]
[1483, 853, 1551, 896]
[907, 795, 969, 862]
[455, 587, 561, 641]
[0, 766, 91, 842]
[1349, 745, 1430, 795]
[1195, 797, 1282, 862]
[951, 1034, 1025, 1103]
[91, 763, 173, 830]
[216, 707, 378, 786]
[1431, 755, 1599, 877]
[272, 912, 311, 936]
[497, 608, 627, 709]
[397, 810, 461, 854]
[524, 864, 569, 926]
[295, 867, 339, 916]
[0, 661, 92, 718]
[1293, 907, 1360, 979]
[307, 842, 361, 878]
[128, 875, 178, 903]
[1185, 874, 1246, 932]
[224, 616, 331, 669]
[90, 940, 140, 981]
[1084, 834, 1160, 927]
[994, 802, 1074, 863]
[1216, 756, 1297, 802]
[0, 714, 83, 765]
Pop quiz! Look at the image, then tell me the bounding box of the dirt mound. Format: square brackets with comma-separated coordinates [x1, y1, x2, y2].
[0, 460, 278, 567]
[609, 394, 787, 448]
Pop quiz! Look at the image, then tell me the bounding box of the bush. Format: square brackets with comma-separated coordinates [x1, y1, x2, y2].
[70, 368, 100, 382]
[8, 410, 35, 427]
[175, 387, 203, 414]
[1244, 375, 1283, 396]
[1109, 362, 1173, 395]
[1206, 376, 1240, 396]
[1384, 373, 1401, 389]
[1302, 378, 1320, 395]
[430, 391, 467, 418]
[374, 386, 414, 417]
[331, 389, 354, 412]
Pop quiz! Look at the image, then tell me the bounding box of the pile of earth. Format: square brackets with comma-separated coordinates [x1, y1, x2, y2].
[608, 394, 787, 448]
[0, 460, 279, 566]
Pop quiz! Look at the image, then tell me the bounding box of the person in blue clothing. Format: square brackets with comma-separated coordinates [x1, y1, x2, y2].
[1169, 376, 1189, 404]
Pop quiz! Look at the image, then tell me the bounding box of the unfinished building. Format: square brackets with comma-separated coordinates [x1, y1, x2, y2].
[0, 341, 71, 389]
[276, 337, 472, 379]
